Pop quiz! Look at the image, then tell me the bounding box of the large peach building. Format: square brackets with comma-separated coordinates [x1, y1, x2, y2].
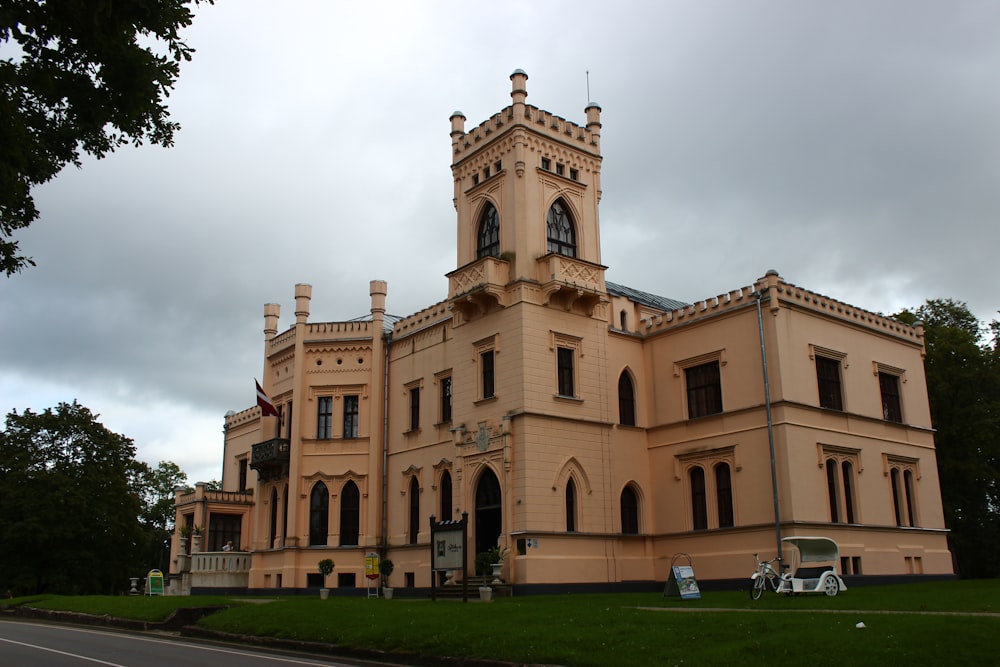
[171, 71, 952, 593]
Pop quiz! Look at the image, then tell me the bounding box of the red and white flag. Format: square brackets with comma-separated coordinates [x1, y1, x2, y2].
[255, 380, 279, 417]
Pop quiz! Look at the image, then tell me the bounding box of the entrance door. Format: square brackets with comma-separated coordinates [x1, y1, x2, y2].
[474, 468, 502, 555]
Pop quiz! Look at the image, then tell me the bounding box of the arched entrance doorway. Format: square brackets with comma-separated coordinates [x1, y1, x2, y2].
[475, 467, 502, 555]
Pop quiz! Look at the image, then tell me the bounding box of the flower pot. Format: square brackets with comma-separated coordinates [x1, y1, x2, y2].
[319, 588, 330, 600]
[491, 562, 503, 584]
[383, 587, 394, 600]
[479, 586, 492, 602]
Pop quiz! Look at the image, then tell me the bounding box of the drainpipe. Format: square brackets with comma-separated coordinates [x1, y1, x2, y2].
[380, 330, 391, 561]
[754, 288, 782, 562]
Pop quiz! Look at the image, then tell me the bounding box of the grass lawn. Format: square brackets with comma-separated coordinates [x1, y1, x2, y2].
[7, 580, 999, 666]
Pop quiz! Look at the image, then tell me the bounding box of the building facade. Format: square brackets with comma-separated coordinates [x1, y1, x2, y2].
[171, 71, 952, 592]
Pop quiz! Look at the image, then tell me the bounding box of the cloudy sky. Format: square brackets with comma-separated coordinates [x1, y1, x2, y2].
[2, 1, 998, 484]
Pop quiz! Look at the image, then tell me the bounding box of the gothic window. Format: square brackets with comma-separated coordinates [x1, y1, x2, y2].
[440, 470, 453, 519]
[440, 376, 452, 423]
[620, 485, 640, 535]
[566, 478, 577, 532]
[408, 476, 420, 545]
[269, 487, 278, 547]
[690, 467, 708, 531]
[477, 203, 500, 259]
[618, 371, 636, 426]
[824, 454, 859, 524]
[339, 481, 360, 546]
[546, 199, 577, 258]
[309, 482, 328, 546]
[715, 462, 734, 528]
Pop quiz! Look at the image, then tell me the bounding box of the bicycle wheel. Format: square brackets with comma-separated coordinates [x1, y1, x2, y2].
[750, 575, 766, 600]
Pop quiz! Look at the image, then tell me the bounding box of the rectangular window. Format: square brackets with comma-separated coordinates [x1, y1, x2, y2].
[555, 163, 565, 176]
[494, 160, 502, 173]
[238, 459, 248, 493]
[440, 376, 452, 423]
[816, 356, 843, 410]
[541, 157, 551, 170]
[879, 372, 902, 422]
[569, 167, 579, 181]
[343, 395, 359, 439]
[481, 350, 495, 399]
[317, 396, 333, 439]
[409, 387, 420, 431]
[685, 361, 722, 418]
[557, 346, 575, 397]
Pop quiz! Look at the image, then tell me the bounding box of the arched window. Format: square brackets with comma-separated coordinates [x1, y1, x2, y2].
[269, 487, 278, 548]
[440, 470, 453, 520]
[546, 199, 577, 257]
[281, 484, 288, 547]
[618, 371, 636, 426]
[477, 203, 500, 259]
[566, 478, 577, 532]
[309, 482, 328, 546]
[621, 485, 640, 535]
[891, 468, 904, 526]
[690, 467, 707, 530]
[826, 459, 840, 523]
[841, 461, 856, 524]
[408, 477, 420, 545]
[340, 481, 360, 546]
[715, 463, 734, 528]
[904, 469, 917, 526]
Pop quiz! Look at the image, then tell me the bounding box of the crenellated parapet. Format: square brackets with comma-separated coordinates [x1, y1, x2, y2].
[635, 272, 923, 344]
[391, 300, 452, 338]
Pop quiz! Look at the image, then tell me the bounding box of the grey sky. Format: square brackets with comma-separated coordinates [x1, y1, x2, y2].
[2, 0, 997, 483]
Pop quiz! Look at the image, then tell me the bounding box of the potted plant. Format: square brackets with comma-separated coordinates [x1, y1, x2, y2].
[191, 525, 203, 553]
[379, 558, 395, 599]
[318, 558, 335, 599]
[487, 546, 509, 584]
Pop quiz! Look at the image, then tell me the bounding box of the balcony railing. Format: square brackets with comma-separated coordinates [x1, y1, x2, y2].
[250, 438, 290, 481]
[189, 551, 251, 590]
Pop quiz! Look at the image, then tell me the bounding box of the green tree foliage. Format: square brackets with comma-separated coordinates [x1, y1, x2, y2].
[0, 0, 211, 276]
[0, 401, 188, 594]
[130, 459, 187, 572]
[896, 299, 1000, 578]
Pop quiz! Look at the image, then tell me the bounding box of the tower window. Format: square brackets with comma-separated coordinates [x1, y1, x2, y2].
[569, 168, 579, 181]
[541, 157, 551, 170]
[477, 203, 500, 259]
[546, 199, 577, 258]
[494, 160, 502, 173]
[555, 163, 564, 176]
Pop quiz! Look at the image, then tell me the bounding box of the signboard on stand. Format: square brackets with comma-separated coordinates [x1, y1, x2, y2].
[146, 569, 164, 596]
[365, 553, 380, 598]
[663, 554, 701, 599]
[430, 511, 468, 602]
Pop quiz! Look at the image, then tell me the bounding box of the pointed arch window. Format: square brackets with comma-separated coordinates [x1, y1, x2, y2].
[565, 478, 577, 532]
[690, 467, 708, 531]
[269, 487, 278, 548]
[408, 476, 420, 545]
[546, 199, 577, 257]
[618, 371, 636, 426]
[621, 485, 640, 535]
[440, 470, 453, 520]
[309, 482, 328, 546]
[477, 203, 500, 259]
[715, 462, 734, 528]
[340, 481, 360, 546]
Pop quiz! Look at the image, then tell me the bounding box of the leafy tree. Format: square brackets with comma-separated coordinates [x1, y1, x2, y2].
[0, 0, 211, 276]
[896, 300, 1000, 578]
[0, 401, 190, 594]
[130, 459, 187, 572]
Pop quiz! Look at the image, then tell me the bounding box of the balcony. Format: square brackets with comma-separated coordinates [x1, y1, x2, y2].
[535, 254, 606, 314]
[250, 438, 290, 482]
[447, 256, 511, 319]
[190, 551, 251, 590]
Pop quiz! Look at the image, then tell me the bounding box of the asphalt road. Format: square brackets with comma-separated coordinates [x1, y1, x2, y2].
[0, 619, 391, 667]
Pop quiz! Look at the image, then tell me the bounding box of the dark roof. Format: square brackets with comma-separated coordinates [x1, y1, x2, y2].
[606, 281, 688, 312]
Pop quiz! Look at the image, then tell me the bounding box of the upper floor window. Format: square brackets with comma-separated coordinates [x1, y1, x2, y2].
[546, 199, 577, 258]
[408, 387, 420, 431]
[481, 350, 495, 399]
[686, 361, 722, 418]
[440, 376, 453, 423]
[879, 372, 902, 422]
[618, 371, 636, 426]
[317, 396, 333, 439]
[477, 203, 500, 259]
[557, 347, 575, 397]
[343, 395, 359, 439]
[815, 354, 844, 411]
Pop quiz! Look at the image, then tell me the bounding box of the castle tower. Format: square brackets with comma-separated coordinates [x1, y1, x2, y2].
[447, 70, 606, 321]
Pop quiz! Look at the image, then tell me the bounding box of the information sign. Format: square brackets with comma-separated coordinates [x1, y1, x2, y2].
[146, 569, 164, 596]
[365, 553, 380, 580]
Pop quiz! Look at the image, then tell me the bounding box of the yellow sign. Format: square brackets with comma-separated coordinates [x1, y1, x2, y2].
[365, 553, 380, 580]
